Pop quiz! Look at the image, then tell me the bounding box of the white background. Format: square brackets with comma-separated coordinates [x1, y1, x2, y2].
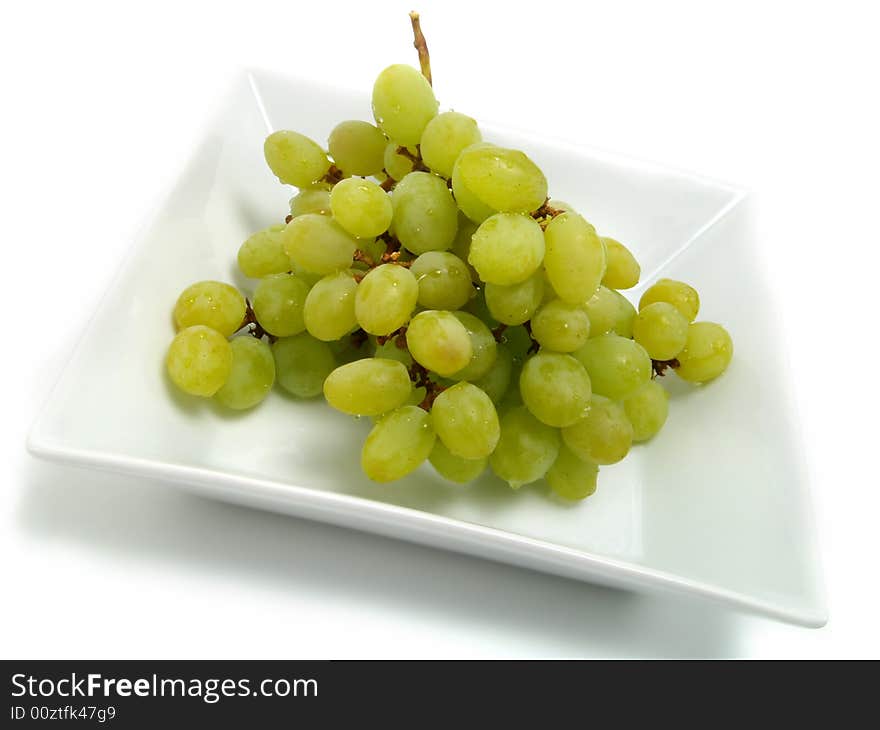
[2, 0, 878, 658]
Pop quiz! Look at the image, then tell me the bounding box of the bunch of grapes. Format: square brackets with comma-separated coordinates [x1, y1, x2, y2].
[165, 14, 733, 501]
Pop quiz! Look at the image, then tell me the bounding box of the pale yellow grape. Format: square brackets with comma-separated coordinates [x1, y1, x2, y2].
[303, 271, 358, 341]
[574, 334, 651, 400]
[354, 264, 418, 335]
[264, 130, 330, 187]
[406, 310, 473, 377]
[410, 251, 473, 310]
[484, 273, 544, 325]
[622, 380, 669, 442]
[583, 286, 620, 337]
[371, 64, 438, 146]
[429, 441, 486, 484]
[384, 143, 414, 181]
[214, 337, 275, 410]
[450, 311, 497, 381]
[601, 237, 641, 290]
[530, 299, 591, 352]
[238, 225, 291, 279]
[166, 325, 233, 397]
[282, 214, 357, 275]
[289, 185, 331, 217]
[450, 214, 479, 281]
[561, 395, 633, 465]
[455, 145, 548, 214]
[391, 172, 459, 254]
[431, 382, 500, 459]
[469, 213, 544, 285]
[252, 273, 309, 337]
[544, 212, 606, 304]
[546, 446, 599, 501]
[373, 338, 413, 366]
[519, 352, 592, 428]
[611, 290, 636, 339]
[451, 148, 497, 224]
[632, 302, 689, 360]
[675, 322, 733, 383]
[330, 178, 393, 238]
[489, 406, 560, 489]
[327, 120, 386, 176]
[290, 264, 323, 289]
[547, 199, 575, 212]
[473, 344, 513, 403]
[272, 333, 336, 398]
[173, 281, 246, 338]
[362, 405, 436, 482]
[639, 278, 700, 322]
[323, 358, 412, 416]
[419, 111, 482, 178]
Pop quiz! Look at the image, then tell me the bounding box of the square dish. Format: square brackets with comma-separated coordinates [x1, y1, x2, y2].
[27, 70, 826, 627]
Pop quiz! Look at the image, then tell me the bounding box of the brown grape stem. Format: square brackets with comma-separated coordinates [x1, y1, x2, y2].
[531, 198, 565, 229]
[652, 358, 680, 378]
[321, 164, 345, 185]
[409, 11, 432, 86]
[238, 299, 277, 343]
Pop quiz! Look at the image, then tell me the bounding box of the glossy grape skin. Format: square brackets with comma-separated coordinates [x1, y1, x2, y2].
[530, 298, 591, 352]
[238, 225, 291, 279]
[632, 302, 689, 360]
[166, 325, 233, 397]
[362, 405, 436, 482]
[173, 281, 246, 338]
[384, 143, 414, 181]
[272, 333, 336, 398]
[489, 406, 561, 489]
[574, 334, 652, 401]
[323, 358, 412, 416]
[252, 273, 309, 337]
[330, 178, 393, 238]
[543, 212, 606, 305]
[472, 344, 513, 403]
[419, 111, 482, 178]
[410, 251, 473, 311]
[610, 290, 637, 339]
[264, 130, 330, 187]
[429, 441, 487, 483]
[373, 337, 413, 366]
[354, 264, 419, 336]
[639, 278, 700, 322]
[282, 214, 357, 275]
[451, 145, 498, 224]
[328, 120, 386, 176]
[406, 310, 473, 377]
[546, 446, 599, 501]
[289, 185, 332, 217]
[392, 172, 459, 254]
[583, 286, 622, 337]
[469, 213, 544, 285]
[450, 214, 479, 281]
[431, 382, 500, 459]
[622, 380, 669, 442]
[303, 270, 359, 341]
[674, 322, 733, 383]
[449, 311, 497, 381]
[561, 395, 633, 465]
[455, 145, 548, 214]
[519, 352, 592, 428]
[484, 273, 544, 325]
[371, 64, 438, 146]
[601, 237, 641, 290]
[214, 336, 275, 410]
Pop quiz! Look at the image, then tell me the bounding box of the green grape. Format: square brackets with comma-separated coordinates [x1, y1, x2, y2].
[632, 302, 689, 360]
[329, 178, 393, 238]
[472, 344, 513, 403]
[373, 337, 413, 366]
[639, 278, 700, 322]
[173, 280, 246, 338]
[354, 264, 419, 335]
[289, 185, 332, 217]
[303, 270, 359, 341]
[323, 358, 412, 416]
[601, 237, 641, 290]
[264, 130, 330, 187]
[622, 380, 669, 442]
[273, 333, 336, 398]
[371, 64, 438, 146]
[356, 238, 388, 268]
[573, 334, 651, 400]
[500, 325, 534, 361]
[455, 145, 548, 214]
[282, 214, 357, 275]
[384, 143, 415, 181]
[489, 406, 560, 489]
[252, 273, 309, 337]
[611, 290, 637, 338]
[583, 286, 619, 337]
[547, 199, 575, 212]
[544, 212, 606, 304]
[328, 120, 386, 176]
[674, 322, 733, 383]
[546, 445, 599, 501]
[290, 264, 323, 289]
[362, 405, 436, 482]
[214, 336, 275, 410]
[451, 145, 498, 224]
[561, 395, 633, 465]
[519, 352, 592, 428]
[406, 310, 473, 377]
[429, 441, 486, 484]
[484, 273, 544, 325]
[166, 325, 233, 397]
[419, 111, 482, 178]
[450, 311, 497, 381]
[392, 172, 459, 254]
[431, 382, 500, 459]
[468, 213, 544, 285]
[329, 336, 370, 365]
[450, 214, 479, 281]
[410, 251, 473, 310]
[238, 225, 291, 279]
[463, 286, 498, 327]
[530, 299, 591, 352]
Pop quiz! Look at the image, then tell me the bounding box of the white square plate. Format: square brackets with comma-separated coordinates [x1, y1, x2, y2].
[27, 70, 826, 627]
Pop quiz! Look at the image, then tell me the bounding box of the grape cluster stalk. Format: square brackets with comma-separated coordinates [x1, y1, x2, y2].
[164, 13, 734, 499]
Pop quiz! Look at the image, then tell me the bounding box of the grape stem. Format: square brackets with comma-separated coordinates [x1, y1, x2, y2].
[321, 164, 345, 185]
[531, 199, 565, 229]
[522, 321, 540, 354]
[409, 11, 432, 86]
[651, 358, 680, 378]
